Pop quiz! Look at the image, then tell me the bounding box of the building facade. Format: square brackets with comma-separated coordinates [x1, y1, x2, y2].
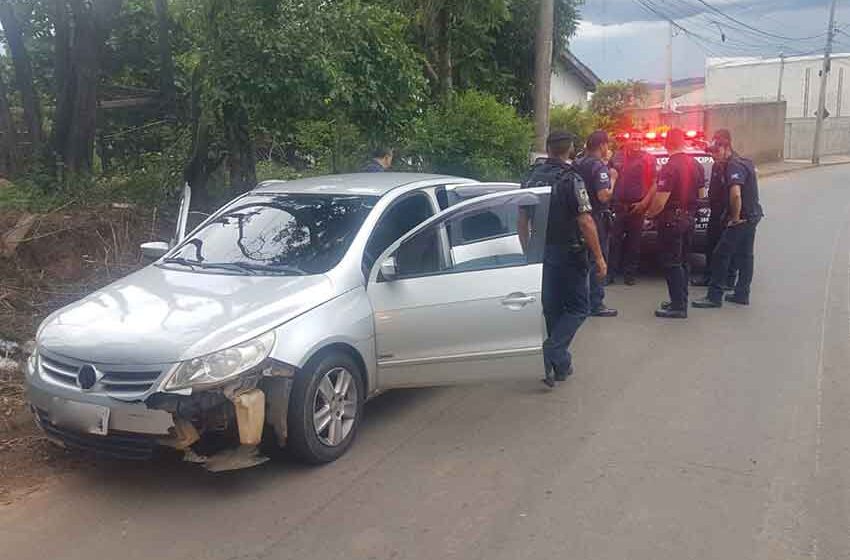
[705, 53, 850, 119]
[550, 50, 600, 107]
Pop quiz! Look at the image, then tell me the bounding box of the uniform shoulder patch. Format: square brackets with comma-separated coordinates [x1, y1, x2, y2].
[573, 179, 592, 213]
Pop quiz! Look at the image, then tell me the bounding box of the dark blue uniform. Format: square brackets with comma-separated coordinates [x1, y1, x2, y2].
[699, 160, 738, 286]
[609, 149, 656, 281]
[574, 155, 612, 311]
[522, 158, 593, 379]
[656, 152, 703, 311]
[706, 155, 763, 303]
[360, 160, 385, 172]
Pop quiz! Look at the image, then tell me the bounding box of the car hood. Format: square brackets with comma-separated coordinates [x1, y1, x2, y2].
[37, 265, 338, 365]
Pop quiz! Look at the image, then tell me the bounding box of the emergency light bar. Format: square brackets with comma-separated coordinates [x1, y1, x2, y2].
[615, 129, 703, 142]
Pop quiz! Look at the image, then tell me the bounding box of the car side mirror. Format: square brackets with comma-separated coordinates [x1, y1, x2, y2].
[140, 241, 169, 261]
[379, 256, 398, 281]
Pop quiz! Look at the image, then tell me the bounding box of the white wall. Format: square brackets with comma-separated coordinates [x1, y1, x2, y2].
[705, 55, 850, 119]
[550, 65, 590, 107]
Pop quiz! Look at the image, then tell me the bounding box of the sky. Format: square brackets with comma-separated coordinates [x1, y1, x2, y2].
[570, 0, 850, 82]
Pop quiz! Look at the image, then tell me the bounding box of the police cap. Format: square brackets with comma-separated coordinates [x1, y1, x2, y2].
[708, 129, 732, 153]
[546, 130, 577, 156]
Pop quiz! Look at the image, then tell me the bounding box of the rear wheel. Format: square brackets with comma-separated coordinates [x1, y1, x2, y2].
[287, 351, 364, 464]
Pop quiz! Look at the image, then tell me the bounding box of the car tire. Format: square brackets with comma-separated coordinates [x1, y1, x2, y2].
[287, 351, 364, 464]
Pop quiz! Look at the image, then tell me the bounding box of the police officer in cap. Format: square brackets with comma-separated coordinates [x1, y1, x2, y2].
[608, 136, 657, 285]
[575, 130, 618, 317]
[518, 131, 607, 387]
[645, 128, 704, 318]
[693, 130, 764, 308]
[692, 129, 738, 289]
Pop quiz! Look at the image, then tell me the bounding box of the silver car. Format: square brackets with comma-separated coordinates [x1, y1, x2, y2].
[25, 173, 552, 468]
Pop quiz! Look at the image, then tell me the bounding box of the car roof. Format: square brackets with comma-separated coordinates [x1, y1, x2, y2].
[252, 172, 472, 197]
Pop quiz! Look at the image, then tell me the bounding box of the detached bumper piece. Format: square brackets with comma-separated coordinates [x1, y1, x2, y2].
[35, 408, 158, 460]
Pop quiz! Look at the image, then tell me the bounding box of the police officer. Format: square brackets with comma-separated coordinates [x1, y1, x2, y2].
[608, 137, 657, 285]
[692, 129, 738, 288]
[518, 131, 607, 387]
[645, 128, 704, 318]
[693, 130, 764, 308]
[360, 147, 393, 172]
[575, 130, 618, 317]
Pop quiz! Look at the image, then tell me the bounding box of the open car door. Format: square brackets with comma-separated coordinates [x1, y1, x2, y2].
[366, 187, 551, 388]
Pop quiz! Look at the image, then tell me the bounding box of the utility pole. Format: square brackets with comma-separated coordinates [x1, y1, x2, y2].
[813, 0, 838, 164]
[664, 21, 673, 113]
[533, 0, 554, 155]
[776, 52, 785, 102]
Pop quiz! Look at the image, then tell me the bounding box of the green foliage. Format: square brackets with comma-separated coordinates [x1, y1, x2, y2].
[549, 104, 597, 143]
[411, 91, 532, 180]
[589, 80, 649, 131]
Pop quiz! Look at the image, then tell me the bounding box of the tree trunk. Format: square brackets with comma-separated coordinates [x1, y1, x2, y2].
[0, 1, 43, 152]
[51, 0, 72, 171]
[183, 66, 221, 208]
[435, 6, 453, 99]
[153, 0, 177, 116]
[0, 67, 18, 176]
[52, 0, 122, 175]
[224, 104, 256, 194]
[53, 0, 71, 98]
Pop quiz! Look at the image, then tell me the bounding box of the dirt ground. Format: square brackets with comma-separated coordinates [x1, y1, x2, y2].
[0, 204, 173, 504]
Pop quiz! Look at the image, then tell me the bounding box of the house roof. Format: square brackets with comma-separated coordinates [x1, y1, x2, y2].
[557, 50, 601, 91]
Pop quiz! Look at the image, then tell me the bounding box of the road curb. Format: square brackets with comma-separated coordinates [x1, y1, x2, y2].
[760, 160, 850, 178]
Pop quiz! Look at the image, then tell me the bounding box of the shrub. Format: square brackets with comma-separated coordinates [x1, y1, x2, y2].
[549, 104, 597, 144]
[410, 91, 532, 181]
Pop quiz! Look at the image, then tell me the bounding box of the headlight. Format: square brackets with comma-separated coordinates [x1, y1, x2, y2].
[165, 331, 276, 391]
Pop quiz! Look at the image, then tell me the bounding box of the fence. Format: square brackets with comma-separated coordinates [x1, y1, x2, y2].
[784, 117, 850, 160]
[627, 101, 787, 163]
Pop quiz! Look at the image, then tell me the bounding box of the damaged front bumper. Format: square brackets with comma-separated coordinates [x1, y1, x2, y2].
[26, 352, 294, 470]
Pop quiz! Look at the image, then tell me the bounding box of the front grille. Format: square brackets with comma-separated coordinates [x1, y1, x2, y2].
[39, 353, 164, 399]
[36, 409, 157, 460]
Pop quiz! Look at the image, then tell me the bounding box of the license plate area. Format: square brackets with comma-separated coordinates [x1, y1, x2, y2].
[50, 398, 110, 436]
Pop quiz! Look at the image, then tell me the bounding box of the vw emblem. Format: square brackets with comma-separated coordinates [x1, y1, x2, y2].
[77, 364, 99, 390]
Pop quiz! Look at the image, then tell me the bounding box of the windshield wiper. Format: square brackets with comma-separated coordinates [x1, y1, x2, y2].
[227, 261, 308, 276]
[161, 257, 201, 269]
[198, 262, 259, 275]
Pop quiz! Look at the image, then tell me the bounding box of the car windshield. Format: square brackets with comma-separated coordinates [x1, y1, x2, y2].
[163, 193, 378, 275]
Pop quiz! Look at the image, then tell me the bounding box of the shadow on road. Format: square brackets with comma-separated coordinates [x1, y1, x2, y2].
[62, 387, 447, 498]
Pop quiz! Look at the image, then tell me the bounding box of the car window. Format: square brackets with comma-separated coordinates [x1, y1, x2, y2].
[165, 193, 378, 275]
[389, 191, 547, 280]
[363, 192, 434, 271]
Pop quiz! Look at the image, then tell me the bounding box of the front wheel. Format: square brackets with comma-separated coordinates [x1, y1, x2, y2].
[287, 352, 364, 464]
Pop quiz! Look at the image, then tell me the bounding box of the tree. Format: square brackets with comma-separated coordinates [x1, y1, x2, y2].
[51, 0, 123, 175]
[589, 80, 650, 131]
[411, 90, 532, 180]
[153, 0, 176, 115]
[550, 104, 597, 141]
[0, 0, 43, 151]
[0, 66, 17, 175]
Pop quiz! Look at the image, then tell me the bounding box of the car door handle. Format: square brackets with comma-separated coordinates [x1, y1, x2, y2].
[501, 294, 537, 307]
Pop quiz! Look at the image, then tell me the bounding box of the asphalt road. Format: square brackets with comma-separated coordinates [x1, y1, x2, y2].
[2, 165, 850, 560]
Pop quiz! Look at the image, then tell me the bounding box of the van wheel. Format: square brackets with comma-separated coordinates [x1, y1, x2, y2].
[287, 352, 364, 464]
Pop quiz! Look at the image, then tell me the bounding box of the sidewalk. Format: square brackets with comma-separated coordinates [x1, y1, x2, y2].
[759, 155, 850, 177]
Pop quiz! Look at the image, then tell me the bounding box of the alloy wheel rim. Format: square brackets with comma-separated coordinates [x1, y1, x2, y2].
[312, 367, 358, 447]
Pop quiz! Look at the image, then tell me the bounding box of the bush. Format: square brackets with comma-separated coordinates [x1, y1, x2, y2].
[549, 104, 598, 144]
[410, 91, 532, 181]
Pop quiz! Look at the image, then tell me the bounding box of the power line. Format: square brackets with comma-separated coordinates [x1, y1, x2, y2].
[654, 0, 827, 53]
[686, 0, 829, 42]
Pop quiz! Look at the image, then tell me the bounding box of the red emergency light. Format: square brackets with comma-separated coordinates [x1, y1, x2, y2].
[645, 131, 657, 140]
[686, 129, 699, 138]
